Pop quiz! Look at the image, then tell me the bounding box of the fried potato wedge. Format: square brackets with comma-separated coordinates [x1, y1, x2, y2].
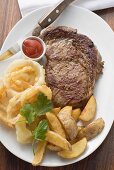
[57, 106, 78, 140]
[77, 118, 105, 140]
[77, 126, 84, 132]
[79, 96, 96, 122]
[47, 144, 62, 152]
[46, 112, 66, 138]
[71, 108, 81, 121]
[52, 107, 61, 115]
[15, 115, 33, 144]
[32, 141, 47, 166]
[69, 126, 84, 144]
[46, 131, 71, 150]
[58, 138, 87, 158]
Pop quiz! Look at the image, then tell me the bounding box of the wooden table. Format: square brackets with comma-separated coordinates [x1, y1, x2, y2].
[0, 0, 114, 170]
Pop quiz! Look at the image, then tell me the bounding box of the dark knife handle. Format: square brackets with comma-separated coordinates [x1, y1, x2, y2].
[32, 0, 75, 36]
[38, 0, 75, 28]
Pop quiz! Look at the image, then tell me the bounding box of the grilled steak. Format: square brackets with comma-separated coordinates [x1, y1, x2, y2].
[39, 26, 103, 108]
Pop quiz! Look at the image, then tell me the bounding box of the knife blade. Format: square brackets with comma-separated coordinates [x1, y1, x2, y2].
[0, 0, 75, 61]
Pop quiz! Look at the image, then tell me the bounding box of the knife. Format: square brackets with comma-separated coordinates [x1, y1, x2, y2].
[0, 0, 75, 61]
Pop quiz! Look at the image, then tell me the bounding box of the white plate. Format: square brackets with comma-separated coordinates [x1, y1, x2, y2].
[0, 5, 114, 167]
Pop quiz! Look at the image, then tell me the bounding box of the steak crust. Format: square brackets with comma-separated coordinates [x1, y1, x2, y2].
[39, 26, 103, 108]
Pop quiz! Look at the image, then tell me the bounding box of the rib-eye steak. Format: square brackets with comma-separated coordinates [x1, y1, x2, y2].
[39, 26, 104, 108]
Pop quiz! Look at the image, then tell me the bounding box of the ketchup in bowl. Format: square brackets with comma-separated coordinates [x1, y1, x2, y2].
[22, 37, 44, 59]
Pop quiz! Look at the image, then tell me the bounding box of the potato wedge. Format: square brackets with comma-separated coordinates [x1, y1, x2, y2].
[46, 131, 71, 150]
[77, 118, 105, 140]
[52, 107, 61, 115]
[57, 106, 78, 140]
[79, 96, 96, 122]
[15, 115, 33, 144]
[69, 126, 84, 144]
[58, 138, 87, 158]
[77, 126, 84, 132]
[47, 144, 62, 152]
[46, 112, 66, 138]
[71, 108, 81, 121]
[32, 141, 47, 166]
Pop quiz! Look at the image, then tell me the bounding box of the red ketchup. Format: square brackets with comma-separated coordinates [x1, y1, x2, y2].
[22, 38, 43, 58]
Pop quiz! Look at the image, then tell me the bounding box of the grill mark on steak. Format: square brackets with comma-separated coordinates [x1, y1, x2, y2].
[39, 26, 104, 108]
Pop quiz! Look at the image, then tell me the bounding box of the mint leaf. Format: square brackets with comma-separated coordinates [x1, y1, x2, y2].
[33, 119, 48, 141]
[20, 104, 36, 124]
[20, 92, 53, 124]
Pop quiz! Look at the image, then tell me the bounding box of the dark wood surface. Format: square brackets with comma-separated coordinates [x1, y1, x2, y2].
[0, 0, 114, 170]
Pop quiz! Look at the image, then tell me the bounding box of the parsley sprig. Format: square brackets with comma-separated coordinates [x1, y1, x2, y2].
[20, 92, 53, 124]
[33, 119, 48, 141]
[32, 119, 48, 154]
[20, 92, 53, 153]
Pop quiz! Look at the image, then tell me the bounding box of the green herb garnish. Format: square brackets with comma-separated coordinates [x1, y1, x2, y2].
[33, 119, 48, 141]
[32, 119, 48, 155]
[20, 104, 36, 124]
[20, 92, 53, 124]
